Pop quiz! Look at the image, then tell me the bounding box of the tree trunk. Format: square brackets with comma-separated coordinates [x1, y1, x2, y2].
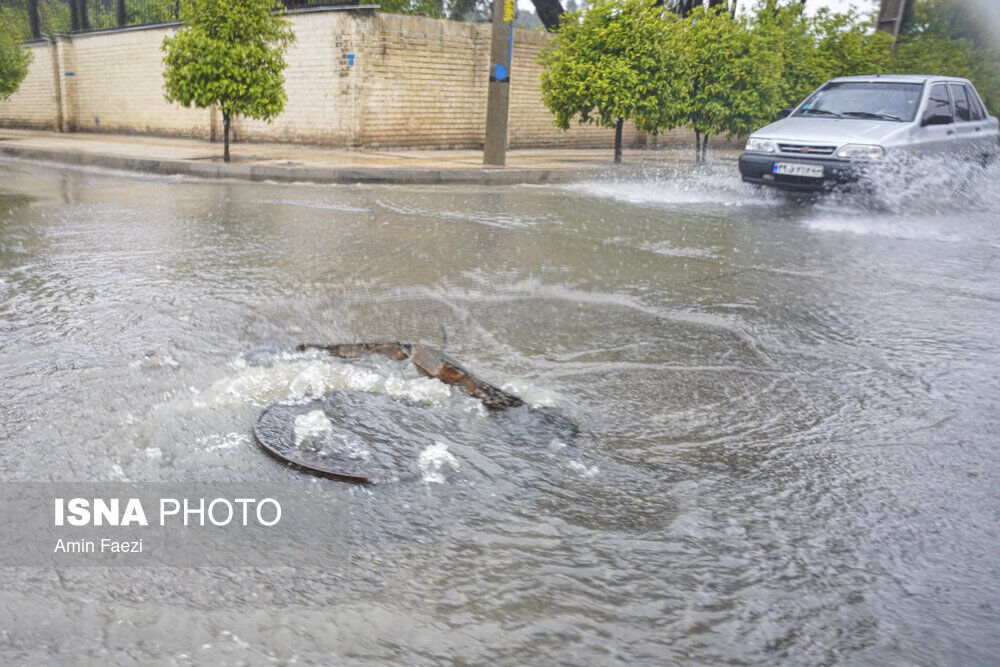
[668, 0, 728, 17]
[531, 0, 565, 32]
[223, 111, 231, 163]
[701, 133, 710, 163]
[614, 118, 624, 164]
[694, 129, 701, 164]
[78, 0, 90, 31]
[449, 0, 477, 20]
[675, 0, 698, 16]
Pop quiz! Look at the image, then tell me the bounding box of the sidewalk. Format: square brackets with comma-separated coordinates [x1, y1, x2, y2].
[0, 128, 740, 185]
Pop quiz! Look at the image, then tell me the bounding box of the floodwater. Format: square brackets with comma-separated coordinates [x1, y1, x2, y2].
[1, 157, 999, 663]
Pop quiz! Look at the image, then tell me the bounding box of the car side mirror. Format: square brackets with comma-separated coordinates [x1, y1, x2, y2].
[777, 108, 793, 119]
[922, 113, 953, 126]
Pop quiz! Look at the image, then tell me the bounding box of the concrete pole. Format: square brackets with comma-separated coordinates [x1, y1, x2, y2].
[484, 0, 515, 166]
[875, 0, 908, 46]
[26, 0, 41, 40]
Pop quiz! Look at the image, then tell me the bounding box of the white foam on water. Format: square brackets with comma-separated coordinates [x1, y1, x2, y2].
[803, 215, 962, 242]
[254, 198, 369, 213]
[192, 356, 453, 409]
[568, 460, 600, 478]
[383, 375, 455, 405]
[293, 410, 334, 446]
[548, 439, 568, 454]
[375, 199, 545, 230]
[332, 432, 373, 462]
[501, 381, 562, 408]
[198, 432, 250, 453]
[130, 353, 180, 370]
[635, 239, 719, 259]
[418, 442, 460, 484]
[294, 410, 372, 462]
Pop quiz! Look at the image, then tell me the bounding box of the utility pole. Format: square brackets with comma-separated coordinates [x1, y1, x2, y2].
[26, 0, 41, 40]
[876, 0, 908, 46]
[484, 0, 515, 166]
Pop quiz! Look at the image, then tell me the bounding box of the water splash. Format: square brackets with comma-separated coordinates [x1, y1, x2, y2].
[190, 352, 455, 409]
[418, 442, 460, 484]
[802, 156, 1000, 241]
[832, 154, 1000, 215]
[567, 460, 600, 478]
[293, 409, 335, 446]
[293, 409, 372, 464]
[566, 162, 782, 208]
[803, 214, 963, 242]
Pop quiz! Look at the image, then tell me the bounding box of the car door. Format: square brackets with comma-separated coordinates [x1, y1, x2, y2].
[963, 84, 995, 158]
[948, 83, 977, 155]
[916, 82, 956, 155]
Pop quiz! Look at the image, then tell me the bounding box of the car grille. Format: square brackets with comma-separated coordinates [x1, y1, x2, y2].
[778, 143, 836, 155]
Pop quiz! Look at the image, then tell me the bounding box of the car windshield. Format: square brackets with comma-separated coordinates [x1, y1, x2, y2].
[794, 81, 924, 122]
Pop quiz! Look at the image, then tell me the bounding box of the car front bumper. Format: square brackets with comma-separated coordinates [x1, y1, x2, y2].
[738, 152, 859, 192]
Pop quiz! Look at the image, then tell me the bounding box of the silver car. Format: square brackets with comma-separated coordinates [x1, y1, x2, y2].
[739, 75, 999, 192]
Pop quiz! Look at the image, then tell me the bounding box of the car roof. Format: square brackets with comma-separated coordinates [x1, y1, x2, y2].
[830, 74, 972, 84]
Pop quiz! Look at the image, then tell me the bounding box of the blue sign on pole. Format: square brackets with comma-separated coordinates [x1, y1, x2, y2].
[346, 54, 355, 66]
[493, 64, 508, 82]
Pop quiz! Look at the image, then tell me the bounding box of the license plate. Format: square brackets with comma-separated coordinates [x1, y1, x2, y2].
[773, 162, 824, 178]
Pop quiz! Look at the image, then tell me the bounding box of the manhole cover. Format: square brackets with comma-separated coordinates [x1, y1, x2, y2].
[251, 342, 576, 483]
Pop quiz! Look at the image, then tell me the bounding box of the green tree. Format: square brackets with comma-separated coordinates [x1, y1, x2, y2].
[752, 2, 894, 109]
[0, 11, 31, 101]
[752, 1, 824, 109]
[538, 0, 687, 163]
[678, 5, 781, 163]
[379, 0, 445, 18]
[810, 8, 893, 81]
[162, 0, 294, 162]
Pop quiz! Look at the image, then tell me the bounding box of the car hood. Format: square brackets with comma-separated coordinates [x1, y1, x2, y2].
[753, 117, 905, 145]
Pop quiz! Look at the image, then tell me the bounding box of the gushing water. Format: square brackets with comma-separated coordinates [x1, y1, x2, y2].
[2, 158, 999, 664]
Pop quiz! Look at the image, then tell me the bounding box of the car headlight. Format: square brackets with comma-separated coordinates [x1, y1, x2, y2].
[835, 144, 884, 159]
[745, 137, 776, 153]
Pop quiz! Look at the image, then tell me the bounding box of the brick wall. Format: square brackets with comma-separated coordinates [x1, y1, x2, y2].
[355, 14, 489, 149]
[0, 10, 696, 150]
[235, 11, 361, 145]
[65, 29, 211, 136]
[0, 41, 59, 130]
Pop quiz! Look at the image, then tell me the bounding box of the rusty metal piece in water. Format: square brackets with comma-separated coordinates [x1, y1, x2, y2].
[297, 342, 523, 409]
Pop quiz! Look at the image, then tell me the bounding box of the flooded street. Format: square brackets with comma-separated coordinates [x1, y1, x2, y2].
[2, 158, 999, 663]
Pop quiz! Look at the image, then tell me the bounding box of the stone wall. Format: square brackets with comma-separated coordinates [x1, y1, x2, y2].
[0, 10, 696, 150]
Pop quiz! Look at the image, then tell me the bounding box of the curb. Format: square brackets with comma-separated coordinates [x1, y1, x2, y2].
[0, 144, 609, 185]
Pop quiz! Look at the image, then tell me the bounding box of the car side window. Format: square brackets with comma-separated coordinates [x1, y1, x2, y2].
[965, 85, 986, 121]
[950, 84, 971, 121]
[925, 83, 952, 122]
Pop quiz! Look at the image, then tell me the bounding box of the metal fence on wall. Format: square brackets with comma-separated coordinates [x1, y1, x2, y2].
[0, 0, 362, 39]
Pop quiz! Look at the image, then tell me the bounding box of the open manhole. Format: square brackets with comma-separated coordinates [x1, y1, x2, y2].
[252, 343, 577, 483]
